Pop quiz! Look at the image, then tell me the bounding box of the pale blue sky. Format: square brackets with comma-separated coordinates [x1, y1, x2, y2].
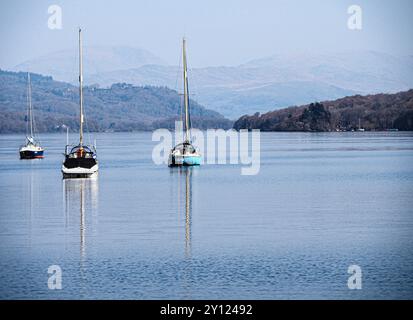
[0, 0, 412, 68]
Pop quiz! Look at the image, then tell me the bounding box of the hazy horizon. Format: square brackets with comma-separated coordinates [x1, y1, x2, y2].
[1, 0, 413, 69]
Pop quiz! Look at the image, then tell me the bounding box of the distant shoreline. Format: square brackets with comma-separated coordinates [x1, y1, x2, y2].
[2, 129, 413, 135]
[233, 90, 413, 132]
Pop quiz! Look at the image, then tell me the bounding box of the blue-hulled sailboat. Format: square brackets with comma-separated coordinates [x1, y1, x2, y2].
[168, 38, 201, 167]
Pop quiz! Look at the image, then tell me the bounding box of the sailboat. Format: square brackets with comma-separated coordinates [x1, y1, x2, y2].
[19, 73, 45, 159]
[357, 118, 365, 132]
[62, 28, 98, 179]
[168, 38, 201, 167]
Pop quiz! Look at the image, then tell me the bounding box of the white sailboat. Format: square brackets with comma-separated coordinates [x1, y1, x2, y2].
[19, 73, 45, 159]
[62, 28, 98, 178]
[357, 118, 365, 132]
[168, 38, 201, 167]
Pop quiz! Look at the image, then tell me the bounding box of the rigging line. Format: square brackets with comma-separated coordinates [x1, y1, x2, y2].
[78, 28, 92, 148]
[81, 91, 93, 147]
[81, 82, 93, 148]
[30, 77, 33, 137]
[174, 46, 184, 143]
[186, 72, 192, 139]
[180, 93, 184, 143]
[79, 27, 84, 147]
[65, 35, 77, 146]
[31, 77, 41, 144]
[182, 38, 191, 143]
[174, 46, 183, 96]
[32, 105, 41, 144]
[26, 73, 30, 137]
[70, 27, 79, 146]
[187, 58, 201, 118]
[28, 73, 33, 137]
[183, 39, 192, 141]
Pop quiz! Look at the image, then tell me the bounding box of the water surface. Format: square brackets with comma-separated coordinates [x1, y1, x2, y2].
[0, 132, 412, 299]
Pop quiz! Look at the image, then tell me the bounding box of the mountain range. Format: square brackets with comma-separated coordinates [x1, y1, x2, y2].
[11, 47, 413, 119]
[13, 46, 166, 82]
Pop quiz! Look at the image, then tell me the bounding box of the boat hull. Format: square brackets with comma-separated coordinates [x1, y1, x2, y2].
[62, 164, 99, 179]
[62, 146, 98, 179]
[63, 157, 97, 169]
[19, 150, 44, 159]
[168, 154, 201, 167]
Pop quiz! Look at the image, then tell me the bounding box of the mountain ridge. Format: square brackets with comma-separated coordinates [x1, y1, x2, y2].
[8, 49, 413, 119]
[12, 45, 166, 85]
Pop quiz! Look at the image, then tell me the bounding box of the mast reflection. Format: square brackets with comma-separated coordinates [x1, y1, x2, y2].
[184, 167, 192, 257]
[171, 167, 193, 257]
[63, 178, 98, 260]
[26, 164, 38, 245]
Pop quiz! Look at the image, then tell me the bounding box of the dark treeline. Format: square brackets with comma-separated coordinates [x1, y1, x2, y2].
[233, 90, 413, 131]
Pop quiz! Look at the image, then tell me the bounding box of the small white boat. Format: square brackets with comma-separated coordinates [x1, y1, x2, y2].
[357, 118, 365, 132]
[19, 73, 45, 159]
[20, 137, 44, 159]
[62, 28, 98, 179]
[168, 38, 201, 167]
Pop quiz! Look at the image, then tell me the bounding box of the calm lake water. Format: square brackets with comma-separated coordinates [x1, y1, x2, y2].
[0, 131, 412, 299]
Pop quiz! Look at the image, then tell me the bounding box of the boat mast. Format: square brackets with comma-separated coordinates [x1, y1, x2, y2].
[182, 38, 190, 143]
[27, 72, 33, 138]
[79, 28, 84, 147]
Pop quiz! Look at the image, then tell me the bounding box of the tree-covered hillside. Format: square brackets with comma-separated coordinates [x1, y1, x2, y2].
[233, 90, 413, 131]
[0, 70, 232, 133]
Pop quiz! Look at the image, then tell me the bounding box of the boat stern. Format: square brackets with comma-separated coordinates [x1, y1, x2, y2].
[62, 164, 99, 179]
[169, 152, 201, 167]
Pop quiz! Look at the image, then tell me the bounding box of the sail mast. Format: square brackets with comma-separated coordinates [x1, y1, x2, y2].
[28, 72, 33, 137]
[79, 28, 84, 147]
[182, 38, 190, 143]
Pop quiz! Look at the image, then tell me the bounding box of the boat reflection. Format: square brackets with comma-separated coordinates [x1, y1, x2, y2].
[170, 167, 193, 258]
[63, 177, 98, 260]
[26, 164, 39, 245]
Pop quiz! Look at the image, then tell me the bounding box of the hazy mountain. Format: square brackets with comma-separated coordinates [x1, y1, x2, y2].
[12, 50, 413, 119]
[12, 45, 166, 84]
[233, 89, 413, 132]
[85, 64, 358, 119]
[0, 70, 231, 133]
[241, 51, 413, 93]
[86, 51, 413, 118]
